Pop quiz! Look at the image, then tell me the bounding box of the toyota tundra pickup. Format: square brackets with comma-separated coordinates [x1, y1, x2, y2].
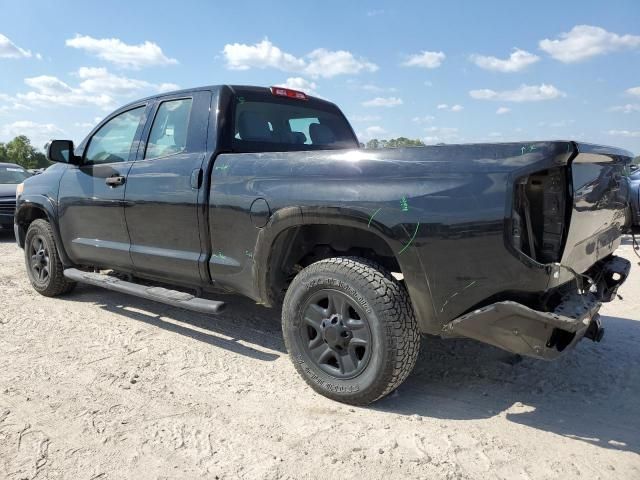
[14, 85, 633, 405]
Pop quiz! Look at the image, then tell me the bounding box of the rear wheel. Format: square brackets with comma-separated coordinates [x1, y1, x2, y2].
[24, 219, 76, 297]
[282, 257, 420, 405]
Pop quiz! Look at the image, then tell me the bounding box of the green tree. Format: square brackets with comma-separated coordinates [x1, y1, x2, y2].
[365, 137, 425, 149]
[4, 135, 50, 169]
[0, 142, 8, 163]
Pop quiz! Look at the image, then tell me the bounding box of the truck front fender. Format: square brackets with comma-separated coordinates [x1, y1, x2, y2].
[15, 194, 73, 267]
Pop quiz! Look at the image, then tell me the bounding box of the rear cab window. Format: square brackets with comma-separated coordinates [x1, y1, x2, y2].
[231, 89, 358, 153]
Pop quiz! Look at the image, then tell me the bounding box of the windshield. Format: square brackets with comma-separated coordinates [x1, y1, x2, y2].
[0, 165, 31, 184]
[232, 94, 358, 153]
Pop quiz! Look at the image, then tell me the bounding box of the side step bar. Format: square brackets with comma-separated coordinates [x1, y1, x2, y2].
[63, 268, 225, 314]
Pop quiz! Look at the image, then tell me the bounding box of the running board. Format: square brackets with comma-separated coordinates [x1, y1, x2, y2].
[63, 268, 225, 314]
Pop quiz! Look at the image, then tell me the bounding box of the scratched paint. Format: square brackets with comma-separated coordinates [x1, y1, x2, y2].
[367, 207, 382, 228]
[398, 222, 420, 254]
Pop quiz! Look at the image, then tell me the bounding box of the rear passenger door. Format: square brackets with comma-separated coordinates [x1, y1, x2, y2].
[124, 90, 211, 284]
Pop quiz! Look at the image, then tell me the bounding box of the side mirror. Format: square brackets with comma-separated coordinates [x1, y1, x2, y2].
[46, 140, 79, 164]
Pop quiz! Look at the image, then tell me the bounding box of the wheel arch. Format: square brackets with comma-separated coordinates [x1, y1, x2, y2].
[15, 195, 72, 266]
[253, 206, 438, 332]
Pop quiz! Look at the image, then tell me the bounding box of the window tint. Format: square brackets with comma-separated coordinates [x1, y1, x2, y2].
[85, 106, 145, 165]
[233, 97, 357, 152]
[145, 98, 193, 159]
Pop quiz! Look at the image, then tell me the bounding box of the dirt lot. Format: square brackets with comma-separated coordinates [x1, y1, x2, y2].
[0, 230, 639, 480]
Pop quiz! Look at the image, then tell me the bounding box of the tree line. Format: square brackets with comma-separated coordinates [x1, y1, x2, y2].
[365, 137, 426, 149]
[0, 136, 51, 170]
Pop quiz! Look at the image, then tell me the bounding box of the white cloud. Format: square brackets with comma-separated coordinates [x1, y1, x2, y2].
[469, 84, 565, 102]
[65, 34, 178, 69]
[362, 97, 403, 107]
[423, 126, 459, 144]
[222, 39, 377, 78]
[366, 9, 384, 17]
[25, 75, 73, 95]
[0, 93, 30, 114]
[496, 107, 511, 115]
[538, 120, 574, 128]
[609, 104, 640, 114]
[275, 77, 318, 96]
[470, 48, 539, 72]
[539, 25, 640, 63]
[305, 48, 378, 78]
[223, 39, 305, 72]
[412, 115, 435, 124]
[0, 33, 33, 59]
[402, 51, 446, 69]
[18, 75, 112, 108]
[359, 84, 396, 93]
[77, 67, 178, 95]
[436, 104, 463, 112]
[0, 103, 29, 115]
[16, 69, 178, 109]
[0, 120, 65, 148]
[365, 125, 386, 137]
[350, 114, 382, 122]
[607, 129, 640, 138]
[357, 125, 387, 142]
[627, 86, 640, 97]
[74, 121, 96, 129]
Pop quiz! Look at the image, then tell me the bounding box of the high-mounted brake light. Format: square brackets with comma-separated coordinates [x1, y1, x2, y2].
[270, 86, 308, 100]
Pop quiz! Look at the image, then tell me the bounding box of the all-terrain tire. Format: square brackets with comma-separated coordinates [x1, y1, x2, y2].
[282, 256, 420, 405]
[24, 219, 76, 297]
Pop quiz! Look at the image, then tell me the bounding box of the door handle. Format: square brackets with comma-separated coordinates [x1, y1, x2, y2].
[106, 175, 126, 187]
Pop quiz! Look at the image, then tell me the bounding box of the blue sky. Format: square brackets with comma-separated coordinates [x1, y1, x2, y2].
[1, 0, 639, 154]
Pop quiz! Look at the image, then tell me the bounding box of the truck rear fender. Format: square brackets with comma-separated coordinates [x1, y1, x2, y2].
[253, 206, 439, 333]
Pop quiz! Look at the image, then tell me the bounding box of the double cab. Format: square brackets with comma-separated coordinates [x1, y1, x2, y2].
[14, 85, 633, 404]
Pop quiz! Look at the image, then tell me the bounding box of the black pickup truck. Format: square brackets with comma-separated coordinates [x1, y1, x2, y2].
[14, 85, 633, 405]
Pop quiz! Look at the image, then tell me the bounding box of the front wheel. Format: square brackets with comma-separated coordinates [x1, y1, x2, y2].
[282, 257, 420, 405]
[24, 219, 76, 297]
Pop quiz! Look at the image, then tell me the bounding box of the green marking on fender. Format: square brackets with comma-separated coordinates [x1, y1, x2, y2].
[367, 207, 382, 228]
[398, 222, 420, 254]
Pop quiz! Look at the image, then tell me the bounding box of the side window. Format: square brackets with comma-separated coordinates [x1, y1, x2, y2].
[85, 106, 145, 165]
[145, 98, 193, 159]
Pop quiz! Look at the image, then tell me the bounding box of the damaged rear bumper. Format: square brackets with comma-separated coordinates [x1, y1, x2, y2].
[441, 255, 630, 360]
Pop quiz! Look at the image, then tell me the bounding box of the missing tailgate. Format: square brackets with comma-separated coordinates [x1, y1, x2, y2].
[512, 167, 568, 262]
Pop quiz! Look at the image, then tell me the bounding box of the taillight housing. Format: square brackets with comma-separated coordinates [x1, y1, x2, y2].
[512, 167, 568, 263]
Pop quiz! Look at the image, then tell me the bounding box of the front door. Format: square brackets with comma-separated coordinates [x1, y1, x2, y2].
[124, 91, 211, 284]
[58, 105, 148, 269]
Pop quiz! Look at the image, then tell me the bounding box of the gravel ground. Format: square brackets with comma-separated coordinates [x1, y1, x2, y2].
[1, 229, 639, 480]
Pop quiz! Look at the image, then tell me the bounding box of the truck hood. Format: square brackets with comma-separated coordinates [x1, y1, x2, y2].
[0, 184, 18, 198]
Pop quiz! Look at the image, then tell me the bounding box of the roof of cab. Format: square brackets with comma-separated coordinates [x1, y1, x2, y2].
[118, 84, 334, 111]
